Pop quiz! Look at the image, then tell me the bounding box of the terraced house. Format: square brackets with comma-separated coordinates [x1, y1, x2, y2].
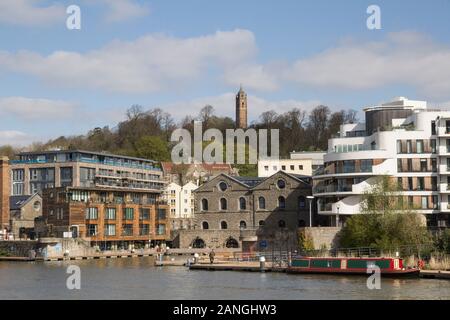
[177, 171, 312, 251]
[313, 97, 450, 228]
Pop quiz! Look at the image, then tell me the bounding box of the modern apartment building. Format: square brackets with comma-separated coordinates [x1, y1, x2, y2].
[165, 181, 197, 230]
[42, 186, 169, 249]
[313, 97, 450, 228]
[10, 150, 165, 195]
[258, 152, 326, 177]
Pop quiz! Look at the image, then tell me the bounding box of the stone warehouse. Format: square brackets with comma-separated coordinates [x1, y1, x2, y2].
[177, 171, 313, 251]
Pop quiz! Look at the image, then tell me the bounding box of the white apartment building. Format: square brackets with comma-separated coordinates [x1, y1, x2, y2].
[258, 152, 325, 178]
[165, 181, 197, 230]
[313, 97, 450, 228]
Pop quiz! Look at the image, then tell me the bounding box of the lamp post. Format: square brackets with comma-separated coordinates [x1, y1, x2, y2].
[307, 196, 314, 227]
[336, 205, 340, 227]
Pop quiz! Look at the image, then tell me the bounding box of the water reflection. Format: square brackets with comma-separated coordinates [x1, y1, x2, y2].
[0, 258, 449, 300]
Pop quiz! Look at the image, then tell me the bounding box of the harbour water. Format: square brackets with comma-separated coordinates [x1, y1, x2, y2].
[0, 257, 449, 300]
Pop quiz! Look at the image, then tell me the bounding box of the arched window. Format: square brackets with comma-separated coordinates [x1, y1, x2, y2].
[202, 221, 209, 230]
[225, 237, 239, 248]
[220, 221, 228, 230]
[240, 221, 247, 229]
[259, 220, 265, 226]
[239, 197, 246, 210]
[298, 196, 306, 209]
[201, 199, 208, 211]
[192, 237, 206, 248]
[220, 198, 227, 210]
[278, 220, 286, 228]
[258, 196, 266, 209]
[278, 196, 286, 209]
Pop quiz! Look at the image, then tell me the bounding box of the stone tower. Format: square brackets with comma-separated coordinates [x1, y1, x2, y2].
[235, 85, 248, 128]
[0, 156, 10, 230]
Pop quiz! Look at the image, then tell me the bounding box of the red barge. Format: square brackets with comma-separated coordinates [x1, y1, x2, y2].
[288, 257, 420, 277]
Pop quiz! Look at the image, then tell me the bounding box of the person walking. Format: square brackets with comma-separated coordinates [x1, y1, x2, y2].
[209, 249, 215, 264]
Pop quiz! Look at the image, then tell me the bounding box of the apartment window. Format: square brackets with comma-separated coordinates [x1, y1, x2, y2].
[430, 139, 436, 154]
[397, 177, 403, 190]
[416, 140, 424, 153]
[431, 121, 436, 135]
[264, 166, 269, 171]
[79, 167, 96, 187]
[446, 120, 450, 133]
[105, 208, 116, 220]
[396, 140, 402, 154]
[220, 198, 227, 210]
[60, 167, 73, 187]
[408, 177, 413, 191]
[417, 177, 425, 191]
[421, 196, 428, 209]
[157, 209, 166, 220]
[258, 196, 266, 209]
[85, 207, 98, 220]
[360, 159, 373, 172]
[447, 158, 450, 171]
[139, 224, 150, 235]
[343, 160, 355, 173]
[170, 199, 175, 206]
[432, 158, 437, 172]
[157, 224, 166, 235]
[281, 165, 286, 170]
[406, 140, 412, 153]
[122, 224, 133, 236]
[87, 224, 97, 236]
[104, 224, 116, 236]
[273, 166, 277, 171]
[201, 199, 208, 211]
[140, 208, 150, 220]
[407, 159, 413, 172]
[220, 221, 228, 230]
[420, 159, 427, 172]
[397, 159, 402, 172]
[290, 165, 295, 170]
[299, 165, 303, 170]
[432, 195, 438, 209]
[123, 208, 134, 220]
[408, 196, 414, 208]
[432, 176, 438, 191]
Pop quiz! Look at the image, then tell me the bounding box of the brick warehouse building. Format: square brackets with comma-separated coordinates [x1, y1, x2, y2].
[177, 171, 312, 251]
[42, 186, 169, 250]
[0, 156, 10, 231]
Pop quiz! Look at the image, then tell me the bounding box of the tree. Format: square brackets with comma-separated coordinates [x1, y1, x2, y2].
[339, 176, 431, 255]
[134, 136, 170, 162]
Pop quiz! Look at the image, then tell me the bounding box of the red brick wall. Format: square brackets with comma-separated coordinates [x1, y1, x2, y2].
[0, 157, 10, 229]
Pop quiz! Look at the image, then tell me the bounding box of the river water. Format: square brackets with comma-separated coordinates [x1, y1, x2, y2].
[0, 257, 449, 300]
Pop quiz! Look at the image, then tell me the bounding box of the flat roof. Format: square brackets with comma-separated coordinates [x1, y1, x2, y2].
[16, 149, 158, 164]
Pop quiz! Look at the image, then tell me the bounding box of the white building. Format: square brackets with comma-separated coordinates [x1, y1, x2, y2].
[258, 152, 325, 177]
[165, 181, 197, 230]
[313, 97, 450, 228]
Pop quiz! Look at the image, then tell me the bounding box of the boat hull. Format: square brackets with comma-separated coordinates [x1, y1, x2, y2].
[287, 267, 420, 278]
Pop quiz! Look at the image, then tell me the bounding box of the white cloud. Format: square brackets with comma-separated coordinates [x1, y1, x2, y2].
[159, 92, 321, 122]
[0, 0, 65, 26]
[0, 96, 76, 120]
[285, 31, 450, 99]
[97, 0, 150, 22]
[0, 29, 264, 93]
[0, 130, 31, 146]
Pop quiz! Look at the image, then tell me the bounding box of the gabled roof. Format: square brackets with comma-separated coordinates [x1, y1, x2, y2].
[9, 194, 41, 210]
[234, 176, 264, 188]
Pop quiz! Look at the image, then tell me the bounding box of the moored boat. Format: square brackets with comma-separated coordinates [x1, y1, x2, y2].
[287, 257, 420, 277]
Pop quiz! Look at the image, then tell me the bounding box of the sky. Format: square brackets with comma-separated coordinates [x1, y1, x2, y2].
[1, 0, 450, 146]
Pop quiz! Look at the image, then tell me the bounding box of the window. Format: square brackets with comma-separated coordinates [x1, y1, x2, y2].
[259, 220, 265, 226]
[299, 165, 303, 170]
[258, 196, 266, 209]
[432, 195, 438, 209]
[220, 198, 227, 210]
[157, 209, 166, 220]
[417, 177, 425, 191]
[298, 196, 306, 208]
[277, 179, 286, 189]
[139, 224, 150, 235]
[105, 208, 116, 220]
[396, 140, 402, 154]
[432, 158, 437, 172]
[421, 196, 428, 209]
[202, 221, 209, 230]
[33, 201, 41, 211]
[278, 220, 286, 228]
[80, 167, 95, 187]
[343, 160, 355, 173]
[431, 120, 436, 135]
[104, 224, 116, 236]
[397, 177, 403, 190]
[360, 159, 373, 172]
[397, 159, 402, 172]
[406, 140, 412, 153]
[273, 166, 277, 171]
[416, 140, 424, 153]
[71, 190, 88, 202]
[87, 224, 97, 236]
[157, 224, 166, 235]
[420, 159, 427, 172]
[432, 176, 438, 191]
[431, 139, 436, 153]
[290, 165, 295, 170]
[122, 224, 133, 236]
[140, 208, 150, 220]
[123, 208, 134, 220]
[408, 177, 413, 191]
[12, 169, 24, 195]
[278, 196, 286, 209]
[220, 221, 228, 229]
[407, 158, 412, 172]
[201, 199, 208, 211]
[85, 207, 98, 220]
[264, 166, 269, 171]
[239, 221, 247, 229]
[239, 197, 246, 210]
[281, 165, 286, 170]
[218, 181, 228, 191]
[60, 167, 73, 187]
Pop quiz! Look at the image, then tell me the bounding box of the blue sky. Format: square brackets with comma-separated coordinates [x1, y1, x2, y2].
[1, 0, 450, 146]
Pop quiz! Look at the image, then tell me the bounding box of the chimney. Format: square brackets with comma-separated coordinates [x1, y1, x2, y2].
[0, 156, 10, 230]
